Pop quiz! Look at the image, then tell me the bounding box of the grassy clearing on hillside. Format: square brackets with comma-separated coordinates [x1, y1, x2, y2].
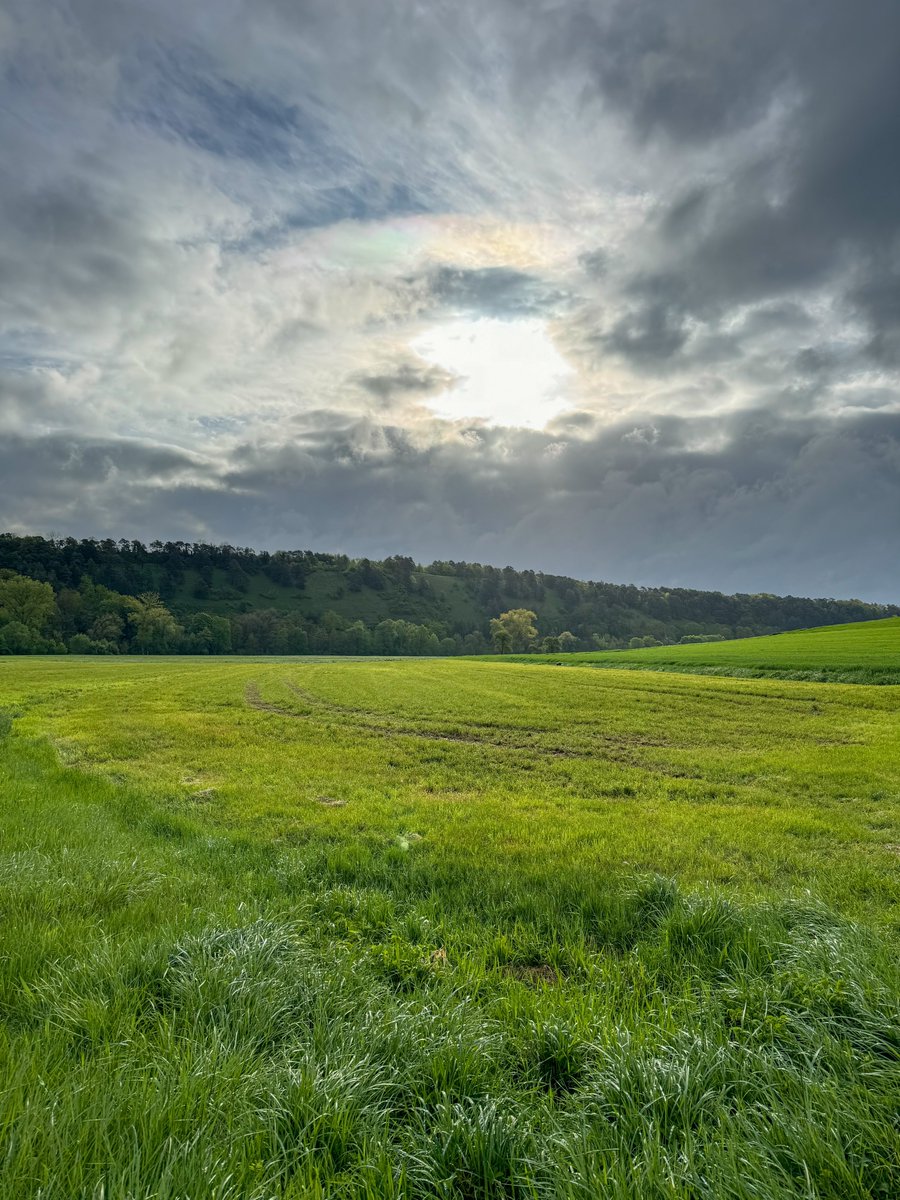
[1, 656, 899, 1198]
[167, 563, 493, 627]
[493, 617, 900, 684]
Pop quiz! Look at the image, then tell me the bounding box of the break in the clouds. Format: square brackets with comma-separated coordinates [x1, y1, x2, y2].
[1, 1, 899, 600]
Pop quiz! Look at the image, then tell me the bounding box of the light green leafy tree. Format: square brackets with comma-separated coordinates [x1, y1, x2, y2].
[125, 593, 183, 654]
[490, 609, 538, 653]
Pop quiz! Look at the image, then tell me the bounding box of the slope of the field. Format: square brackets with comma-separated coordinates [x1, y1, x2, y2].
[495, 616, 900, 683]
[1, 656, 899, 1197]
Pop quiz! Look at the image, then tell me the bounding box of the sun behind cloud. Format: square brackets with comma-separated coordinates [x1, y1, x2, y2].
[411, 317, 574, 429]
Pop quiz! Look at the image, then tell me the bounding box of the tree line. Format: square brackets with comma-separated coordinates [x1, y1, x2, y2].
[1, 533, 897, 655]
[488, 609, 728, 653]
[0, 572, 472, 656]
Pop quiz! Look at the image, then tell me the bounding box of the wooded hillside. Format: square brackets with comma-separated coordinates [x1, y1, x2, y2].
[1, 533, 896, 655]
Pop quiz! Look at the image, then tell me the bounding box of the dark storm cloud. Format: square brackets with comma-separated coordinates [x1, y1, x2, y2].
[0, 430, 215, 533]
[604, 300, 690, 367]
[853, 270, 900, 366]
[7, 409, 898, 600]
[566, 1, 791, 143]
[0, 432, 210, 489]
[575, 0, 900, 350]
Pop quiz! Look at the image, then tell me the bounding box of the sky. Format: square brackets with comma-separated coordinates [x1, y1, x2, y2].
[1, 0, 899, 601]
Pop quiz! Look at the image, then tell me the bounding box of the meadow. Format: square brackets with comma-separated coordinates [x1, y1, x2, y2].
[498, 617, 900, 684]
[1, 640, 899, 1197]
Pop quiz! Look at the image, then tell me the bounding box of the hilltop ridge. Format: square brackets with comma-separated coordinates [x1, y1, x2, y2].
[1, 533, 897, 655]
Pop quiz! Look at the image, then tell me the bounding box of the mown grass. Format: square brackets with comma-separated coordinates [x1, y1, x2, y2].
[1, 653, 899, 1197]
[491, 617, 900, 684]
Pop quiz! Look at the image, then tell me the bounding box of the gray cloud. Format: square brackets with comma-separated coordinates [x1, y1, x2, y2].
[0, 0, 898, 600]
[605, 299, 691, 367]
[585, 0, 900, 353]
[4, 410, 898, 600]
[353, 360, 456, 404]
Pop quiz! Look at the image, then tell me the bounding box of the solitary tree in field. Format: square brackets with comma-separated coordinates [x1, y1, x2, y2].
[490, 608, 538, 653]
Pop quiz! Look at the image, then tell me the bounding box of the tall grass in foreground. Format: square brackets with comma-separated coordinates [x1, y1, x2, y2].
[1, 730, 898, 1199]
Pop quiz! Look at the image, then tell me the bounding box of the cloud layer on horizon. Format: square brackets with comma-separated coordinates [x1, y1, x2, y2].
[1, 0, 899, 599]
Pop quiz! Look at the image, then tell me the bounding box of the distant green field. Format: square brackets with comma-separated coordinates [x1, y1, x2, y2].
[1, 655, 899, 1197]
[496, 616, 900, 683]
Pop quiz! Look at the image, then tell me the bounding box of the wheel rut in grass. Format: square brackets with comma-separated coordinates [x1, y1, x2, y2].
[245, 681, 583, 757]
[241, 681, 716, 773]
[244, 682, 283, 714]
[283, 680, 565, 741]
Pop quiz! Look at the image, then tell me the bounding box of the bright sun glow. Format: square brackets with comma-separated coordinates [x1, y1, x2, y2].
[411, 318, 573, 429]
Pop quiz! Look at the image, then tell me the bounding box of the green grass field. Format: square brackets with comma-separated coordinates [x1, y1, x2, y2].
[496, 616, 900, 684]
[1, 641, 899, 1197]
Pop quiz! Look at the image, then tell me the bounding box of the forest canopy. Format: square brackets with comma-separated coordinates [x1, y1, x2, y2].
[1, 533, 896, 656]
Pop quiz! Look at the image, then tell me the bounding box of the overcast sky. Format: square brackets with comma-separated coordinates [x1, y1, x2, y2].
[2, 1, 899, 599]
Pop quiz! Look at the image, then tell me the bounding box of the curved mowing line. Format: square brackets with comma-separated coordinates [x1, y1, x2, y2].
[241, 682, 729, 775]
[244, 681, 584, 757]
[282, 678, 564, 736]
[242, 679, 858, 780]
